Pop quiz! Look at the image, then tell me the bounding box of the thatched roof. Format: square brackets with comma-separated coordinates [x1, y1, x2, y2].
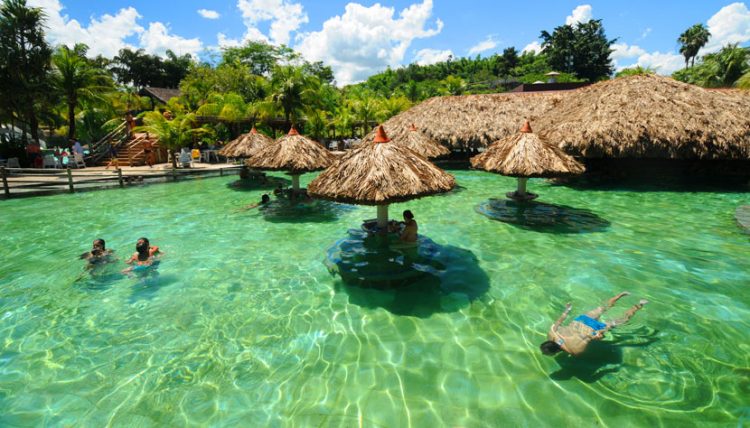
[244, 127, 334, 174]
[536, 74, 750, 159]
[471, 121, 585, 178]
[309, 126, 455, 205]
[359, 124, 450, 159]
[361, 92, 563, 148]
[219, 127, 273, 157]
[139, 87, 181, 104]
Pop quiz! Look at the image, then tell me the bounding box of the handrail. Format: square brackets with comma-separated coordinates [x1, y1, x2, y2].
[87, 121, 128, 165]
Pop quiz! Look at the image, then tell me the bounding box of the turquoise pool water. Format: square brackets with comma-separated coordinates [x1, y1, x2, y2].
[1, 170, 748, 427]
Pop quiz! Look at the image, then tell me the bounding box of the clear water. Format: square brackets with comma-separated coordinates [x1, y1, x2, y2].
[1, 171, 748, 427]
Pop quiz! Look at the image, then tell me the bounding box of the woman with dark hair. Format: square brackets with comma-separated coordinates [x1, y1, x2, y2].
[80, 238, 115, 266]
[124, 237, 160, 272]
[540, 292, 648, 357]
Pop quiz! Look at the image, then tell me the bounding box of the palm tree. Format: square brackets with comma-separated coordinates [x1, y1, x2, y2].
[377, 96, 411, 122]
[678, 24, 711, 69]
[137, 111, 205, 168]
[348, 94, 382, 137]
[267, 65, 320, 128]
[51, 44, 112, 141]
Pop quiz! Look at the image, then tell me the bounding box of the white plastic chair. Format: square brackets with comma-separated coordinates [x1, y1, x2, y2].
[179, 149, 192, 168]
[7, 157, 20, 168]
[42, 155, 59, 168]
[70, 153, 86, 168]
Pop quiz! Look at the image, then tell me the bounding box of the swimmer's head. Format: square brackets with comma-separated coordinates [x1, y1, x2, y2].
[403, 210, 414, 220]
[93, 239, 105, 251]
[540, 341, 562, 356]
[261, 194, 270, 203]
[136, 237, 150, 255]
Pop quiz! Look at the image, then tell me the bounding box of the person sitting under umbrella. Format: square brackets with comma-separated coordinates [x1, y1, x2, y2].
[540, 292, 648, 357]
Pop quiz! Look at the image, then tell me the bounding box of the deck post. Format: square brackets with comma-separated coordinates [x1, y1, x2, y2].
[67, 167, 74, 193]
[1, 167, 9, 197]
[171, 167, 177, 181]
[117, 168, 124, 187]
[220, 168, 224, 176]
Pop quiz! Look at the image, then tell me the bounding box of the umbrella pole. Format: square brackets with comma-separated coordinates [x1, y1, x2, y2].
[377, 205, 389, 229]
[516, 177, 527, 197]
[291, 174, 300, 192]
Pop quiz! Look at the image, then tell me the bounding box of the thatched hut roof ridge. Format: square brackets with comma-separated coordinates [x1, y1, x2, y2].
[244, 128, 334, 173]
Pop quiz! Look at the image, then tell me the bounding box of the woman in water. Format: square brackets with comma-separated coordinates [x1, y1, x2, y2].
[80, 238, 115, 267]
[123, 237, 161, 273]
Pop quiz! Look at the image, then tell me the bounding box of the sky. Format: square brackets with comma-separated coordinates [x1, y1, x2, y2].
[26, 0, 750, 85]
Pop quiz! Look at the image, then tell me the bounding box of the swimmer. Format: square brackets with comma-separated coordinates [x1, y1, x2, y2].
[239, 194, 270, 211]
[123, 237, 160, 272]
[540, 292, 649, 357]
[79, 238, 115, 267]
[399, 210, 418, 243]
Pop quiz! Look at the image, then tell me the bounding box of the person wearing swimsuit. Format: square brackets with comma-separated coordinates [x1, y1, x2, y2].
[123, 237, 160, 273]
[540, 292, 648, 356]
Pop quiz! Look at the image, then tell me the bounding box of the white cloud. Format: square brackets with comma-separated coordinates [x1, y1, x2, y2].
[139, 22, 203, 57]
[27, 0, 143, 57]
[703, 2, 750, 53]
[237, 0, 308, 45]
[414, 48, 453, 65]
[198, 9, 220, 20]
[217, 33, 243, 48]
[640, 28, 652, 40]
[631, 51, 684, 74]
[522, 41, 542, 54]
[295, 0, 443, 85]
[611, 42, 647, 63]
[468, 36, 496, 55]
[566, 4, 592, 26]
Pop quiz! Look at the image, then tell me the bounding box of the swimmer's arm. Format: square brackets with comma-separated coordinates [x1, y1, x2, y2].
[552, 303, 573, 331]
[150, 246, 160, 256]
[125, 253, 137, 264]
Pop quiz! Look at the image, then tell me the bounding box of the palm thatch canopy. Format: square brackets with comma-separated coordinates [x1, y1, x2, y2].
[536, 74, 750, 159]
[471, 121, 585, 178]
[361, 92, 563, 148]
[219, 127, 273, 158]
[309, 126, 455, 206]
[359, 124, 450, 159]
[244, 127, 335, 174]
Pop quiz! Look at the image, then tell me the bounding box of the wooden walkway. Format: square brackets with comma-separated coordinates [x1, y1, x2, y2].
[1, 163, 241, 199]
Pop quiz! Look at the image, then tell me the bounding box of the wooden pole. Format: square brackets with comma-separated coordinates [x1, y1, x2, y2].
[172, 167, 177, 181]
[377, 204, 389, 229]
[117, 168, 124, 187]
[219, 168, 224, 176]
[67, 167, 74, 193]
[1, 167, 9, 198]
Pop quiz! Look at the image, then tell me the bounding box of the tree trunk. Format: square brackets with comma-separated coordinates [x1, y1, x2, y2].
[28, 108, 40, 144]
[67, 101, 76, 140]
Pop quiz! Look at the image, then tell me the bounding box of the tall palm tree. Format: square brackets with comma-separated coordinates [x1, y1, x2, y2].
[267, 65, 320, 128]
[678, 24, 711, 69]
[348, 94, 382, 137]
[51, 44, 112, 140]
[137, 111, 205, 168]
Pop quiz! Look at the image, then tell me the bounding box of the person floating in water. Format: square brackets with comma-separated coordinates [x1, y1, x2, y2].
[123, 237, 161, 273]
[80, 238, 115, 267]
[239, 194, 270, 211]
[540, 292, 648, 357]
[399, 210, 418, 243]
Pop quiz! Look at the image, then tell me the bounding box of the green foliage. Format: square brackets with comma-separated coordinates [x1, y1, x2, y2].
[678, 24, 711, 69]
[266, 65, 321, 125]
[110, 48, 192, 88]
[220, 41, 299, 75]
[137, 111, 206, 167]
[615, 66, 656, 78]
[540, 19, 616, 81]
[672, 44, 750, 87]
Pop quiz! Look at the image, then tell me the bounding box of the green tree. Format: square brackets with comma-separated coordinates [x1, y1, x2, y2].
[266, 65, 320, 127]
[673, 44, 749, 87]
[441, 75, 467, 95]
[678, 24, 711, 69]
[221, 41, 299, 76]
[51, 44, 113, 140]
[0, 0, 52, 144]
[615, 65, 656, 78]
[540, 19, 616, 81]
[137, 111, 204, 168]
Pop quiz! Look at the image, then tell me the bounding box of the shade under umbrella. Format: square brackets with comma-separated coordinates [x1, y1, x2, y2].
[471, 120, 584, 200]
[309, 125, 455, 229]
[219, 126, 273, 158]
[244, 127, 335, 191]
[360, 124, 450, 159]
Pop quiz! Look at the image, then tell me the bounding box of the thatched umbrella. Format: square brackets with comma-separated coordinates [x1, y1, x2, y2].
[361, 92, 563, 149]
[309, 126, 455, 229]
[244, 127, 335, 192]
[360, 123, 450, 159]
[219, 126, 273, 158]
[471, 120, 584, 200]
[536, 74, 750, 159]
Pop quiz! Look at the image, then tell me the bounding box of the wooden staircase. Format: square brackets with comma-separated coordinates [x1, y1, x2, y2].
[98, 133, 165, 167]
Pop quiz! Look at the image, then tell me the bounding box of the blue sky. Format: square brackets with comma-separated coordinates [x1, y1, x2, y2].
[28, 0, 750, 84]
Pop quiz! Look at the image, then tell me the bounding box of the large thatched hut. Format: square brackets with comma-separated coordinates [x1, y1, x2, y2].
[359, 124, 450, 159]
[309, 126, 455, 229]
[536, 74, 750, 159]
[219, 126, 273, 158]
[244, 127, 335, 192]
[471, 121, 584, 200]
[361, 92, 563, 149]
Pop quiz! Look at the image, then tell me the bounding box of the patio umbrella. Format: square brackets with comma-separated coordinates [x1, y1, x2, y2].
[244, 127, 335, 192]
[219, 126, 273, 158]
[359, 123, 450, 159]
[471, 120, 584, 200]
[309, 125, 455, 229]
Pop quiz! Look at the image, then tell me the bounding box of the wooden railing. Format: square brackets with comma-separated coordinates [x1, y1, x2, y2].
[0, 166, 240, 198]
[87, 121, 128, 165]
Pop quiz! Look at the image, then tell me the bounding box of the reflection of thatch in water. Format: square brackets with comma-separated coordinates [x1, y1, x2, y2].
[225, 176, 290, 192]
[476, 198, 610, 233]
[259, 198, 356, 224]
[325, 229, 490, 317]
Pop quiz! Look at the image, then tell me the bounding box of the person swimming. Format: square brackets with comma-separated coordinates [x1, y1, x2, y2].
[239, 194, 270, 211]
[80, 239, 115, 267]
[540, 292, 649, 357]
[399, 210, 418, 243]
[123, 237, 160, 273]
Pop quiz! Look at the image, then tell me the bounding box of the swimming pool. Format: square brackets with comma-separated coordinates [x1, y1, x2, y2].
[0, 170, 748, 426]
